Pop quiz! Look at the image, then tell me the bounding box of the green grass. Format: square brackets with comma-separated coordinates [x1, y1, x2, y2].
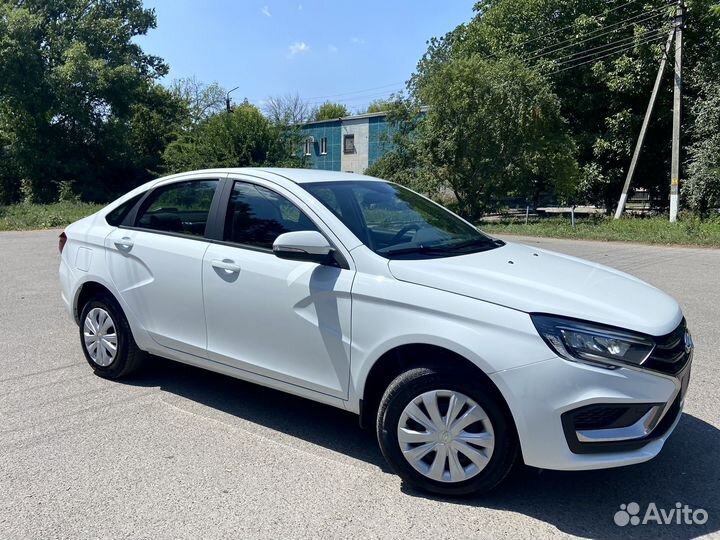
[0, 202, 104, 231]
[479, 215, 720, 247]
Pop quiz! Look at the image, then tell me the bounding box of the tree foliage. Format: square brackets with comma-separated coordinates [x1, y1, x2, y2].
[686, 75, 720, 215]
[412, 0, 720, 212]
[365, 99, 393, 114]
[373, 57, 577, 219]
[170, 76, 227, 126]
[161, 103, 305, 173]
[0, 0, 181, 203]
[313, 101, 349, 121]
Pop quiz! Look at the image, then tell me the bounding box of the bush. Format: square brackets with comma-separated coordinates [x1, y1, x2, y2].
[56, 180, 80, 203]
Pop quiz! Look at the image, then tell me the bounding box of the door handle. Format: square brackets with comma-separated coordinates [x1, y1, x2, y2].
[114, 237, 134, 251]
[211, 259, 241, 273]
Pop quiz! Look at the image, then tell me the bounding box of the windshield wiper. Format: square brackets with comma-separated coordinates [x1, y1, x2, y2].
[443, 237, 504, 251]
[381, 244, 454, 256]
[381, 237, 504, 257]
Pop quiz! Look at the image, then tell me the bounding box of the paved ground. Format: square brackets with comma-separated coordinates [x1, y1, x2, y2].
[1, 230, 718, 540]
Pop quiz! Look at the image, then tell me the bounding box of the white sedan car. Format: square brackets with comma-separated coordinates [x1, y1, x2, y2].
[59, 168, 693, 496]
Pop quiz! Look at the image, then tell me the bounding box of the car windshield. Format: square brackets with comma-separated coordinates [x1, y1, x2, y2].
[303, 181, 503, 259]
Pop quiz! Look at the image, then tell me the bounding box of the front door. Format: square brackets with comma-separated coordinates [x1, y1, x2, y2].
[202, 180, 354, 398]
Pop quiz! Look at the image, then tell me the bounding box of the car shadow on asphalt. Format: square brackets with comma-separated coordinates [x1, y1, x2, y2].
[125, 357, 719, 540]
[126, 356, 387, 469]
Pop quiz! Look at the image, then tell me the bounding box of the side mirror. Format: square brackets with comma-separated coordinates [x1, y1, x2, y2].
[272, 230, 335, 264]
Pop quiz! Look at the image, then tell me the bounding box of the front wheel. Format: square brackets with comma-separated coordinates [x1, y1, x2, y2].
[376, 366, 518, 496]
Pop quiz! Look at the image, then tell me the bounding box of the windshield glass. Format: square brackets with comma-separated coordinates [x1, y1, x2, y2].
[303, 181, 503, 259]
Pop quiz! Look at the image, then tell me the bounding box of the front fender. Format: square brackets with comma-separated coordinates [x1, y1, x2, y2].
[348, 274, 556, 409]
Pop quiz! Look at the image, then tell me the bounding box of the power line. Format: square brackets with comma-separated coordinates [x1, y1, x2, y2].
[255, 2, 677, 110]
[304, 28, 667, 108]
[304, 82, 405, 101]
[547, 25, 670, 65]
[522, 4, 672, 61]
[547, 32, 669, 73]
[510, 0, 665, 50]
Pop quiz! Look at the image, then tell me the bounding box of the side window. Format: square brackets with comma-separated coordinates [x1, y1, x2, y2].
[224, 182, 319, 249]
[105, 193, 143, 226]
[135, 180, 218, 237]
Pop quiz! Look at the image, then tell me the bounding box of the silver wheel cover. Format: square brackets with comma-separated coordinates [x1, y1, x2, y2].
[83, 307, 118, 367]
[397, 389, 495, 483]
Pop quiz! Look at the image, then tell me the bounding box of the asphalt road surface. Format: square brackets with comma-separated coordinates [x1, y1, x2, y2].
[1, 230, 718, 540]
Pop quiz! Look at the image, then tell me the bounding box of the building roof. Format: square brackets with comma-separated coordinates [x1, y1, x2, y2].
[299, 110, 390, 127]
[300, 111, 388, 127]
[299, 105, 430, 127]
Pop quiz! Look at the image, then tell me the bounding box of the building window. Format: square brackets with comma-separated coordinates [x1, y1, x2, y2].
[343, 134, 355, 154]
[304, 138, 313, 156]
[320, 137, 328, 155]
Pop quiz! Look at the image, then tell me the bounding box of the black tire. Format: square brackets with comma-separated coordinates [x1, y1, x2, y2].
[376, 366, 518, 496]
[78, 293, 145, 379]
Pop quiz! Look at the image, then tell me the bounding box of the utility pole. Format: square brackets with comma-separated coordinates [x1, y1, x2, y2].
[669, 0, 684, 222]
[614, 27, 676, 219]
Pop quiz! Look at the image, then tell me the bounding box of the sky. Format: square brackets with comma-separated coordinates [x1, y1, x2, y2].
[136, 0, 478, 113]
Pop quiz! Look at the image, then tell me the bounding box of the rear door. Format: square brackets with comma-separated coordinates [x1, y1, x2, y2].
[105, 178, 221, 357]
[201, 178, 355, 398]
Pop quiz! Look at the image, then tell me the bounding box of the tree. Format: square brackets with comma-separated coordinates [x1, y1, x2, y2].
[686, 76, 720, 216]
[162, 103, 305, 173]
[101, 83, 187, 198]
[0, 0, 177, 203]
[411, 56, 578, 219]
[365, 99, 393, 114]
[313, 101, 349, 121]
[170, 76, 227, 126]
[364, 99, 431, 189]
[263, 93, 311, 125]
[413, 0, 720, 212]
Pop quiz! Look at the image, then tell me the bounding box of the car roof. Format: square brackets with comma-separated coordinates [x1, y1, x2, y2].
[161, 167, 386, 185]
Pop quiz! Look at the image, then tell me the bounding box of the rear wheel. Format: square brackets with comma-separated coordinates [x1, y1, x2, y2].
[376, 366, 518, 496]
[79, 294, 145, 379]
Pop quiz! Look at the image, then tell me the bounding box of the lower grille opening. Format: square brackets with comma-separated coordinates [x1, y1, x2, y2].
[561, 400, 678, 455]
[573, 404, 653, 430]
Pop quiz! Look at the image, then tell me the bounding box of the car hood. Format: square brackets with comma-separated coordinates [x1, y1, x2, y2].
[387, 241, 682, 336]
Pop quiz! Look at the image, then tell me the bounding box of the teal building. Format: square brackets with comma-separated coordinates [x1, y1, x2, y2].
[298, 111, 394, 174]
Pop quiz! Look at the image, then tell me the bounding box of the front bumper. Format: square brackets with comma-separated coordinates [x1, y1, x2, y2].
[490, 353, 691, 471]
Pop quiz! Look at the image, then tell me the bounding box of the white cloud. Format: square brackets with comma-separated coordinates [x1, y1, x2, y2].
[351, 37, 366, 45]
[288, 41, 310, 58]
[328, 44, 338, 53]
[298, 4, 303, 10]
[261, 5, 271, 17]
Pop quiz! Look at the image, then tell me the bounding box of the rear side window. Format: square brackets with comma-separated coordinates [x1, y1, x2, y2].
[224, 181, 319, 249]
[105, 194, 143, 226]
[135, 180, 218, 237]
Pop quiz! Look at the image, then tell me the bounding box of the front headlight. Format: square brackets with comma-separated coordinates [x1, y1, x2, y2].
[531, 314, 656, 369]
